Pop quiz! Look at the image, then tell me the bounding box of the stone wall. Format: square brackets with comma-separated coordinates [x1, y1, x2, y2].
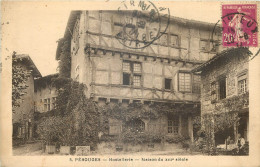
[200, 50, 249, 116]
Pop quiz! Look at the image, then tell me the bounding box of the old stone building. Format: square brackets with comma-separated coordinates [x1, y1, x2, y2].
[34, 73, 58, 113]
[56, 10, 223, 147]
[12, 54, 42, 142]
[193, 47, 250, 147]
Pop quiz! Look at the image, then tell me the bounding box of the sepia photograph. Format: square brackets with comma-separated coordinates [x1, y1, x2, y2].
[1, 1, 260, 167]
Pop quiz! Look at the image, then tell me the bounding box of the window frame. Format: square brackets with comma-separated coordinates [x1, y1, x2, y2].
[170, 34, 179, 47]
[164, 78, 172, 90]
[200, 39, 208, 51]
[237, 72, 248, 95]
[122, 60, 142, 87]
[192, 74, 201, 94]
[178, 72, 192, 92]
[168, 116, 179, 135]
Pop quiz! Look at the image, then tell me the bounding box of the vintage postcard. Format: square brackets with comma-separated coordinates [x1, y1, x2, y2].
[1, 1, 260, 167]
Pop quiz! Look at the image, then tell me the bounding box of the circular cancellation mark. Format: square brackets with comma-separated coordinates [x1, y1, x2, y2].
[116, 0, 170, 49]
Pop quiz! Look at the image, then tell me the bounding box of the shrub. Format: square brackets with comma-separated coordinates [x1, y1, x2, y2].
[122, 130, 162, 144]
[36, 116, 74, 145]
[165, 135, 186, 144]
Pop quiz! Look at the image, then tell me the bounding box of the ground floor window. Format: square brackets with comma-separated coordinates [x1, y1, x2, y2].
[168, 116, 179, 134]
[126, 119, 145, 132]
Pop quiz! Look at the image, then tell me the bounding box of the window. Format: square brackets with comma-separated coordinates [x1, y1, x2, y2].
[238, 74, 247, 94]
[219, 77, 226, 100]
[193, 75, 201, 93]
[123, 73, 130, 85]
[200, 40, 208, 51]
[127, 119, 145, 132]
[122, 61, 142, 86]
[165, 78, 172, 90]
[133, 75, 141, 86]
[168, 116, 179, 134]
[123, 62, 131, 72]
[133, 63, 141, 73]
[179, 72, 191, 92]
[44, 98, 51, 112]
[160, 33, 168, 45]
[170, 35, 178, 46]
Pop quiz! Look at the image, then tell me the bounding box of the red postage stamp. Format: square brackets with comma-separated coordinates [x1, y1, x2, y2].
[222, 4, 258, 47]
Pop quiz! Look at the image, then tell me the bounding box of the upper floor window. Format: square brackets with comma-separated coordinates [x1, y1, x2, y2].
[123, 61, 142, 86]
[164, 78, 172, 90]
[211, 75, 227, 103]
[238, 73, 247, 94]
[170, 34, 178, 46]
[200, 40, 208, 51]
[192, 75, 201, 93]
[44, 98, 51, 112]
[160, 33, 168, 45]
[178, 72, 191, 92]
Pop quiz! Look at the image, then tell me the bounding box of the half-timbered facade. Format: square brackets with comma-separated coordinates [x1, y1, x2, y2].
[56, 11, 222, 144]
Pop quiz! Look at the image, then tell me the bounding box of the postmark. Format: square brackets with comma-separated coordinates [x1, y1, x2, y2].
[221, 4, 258, 47]
[115, 0, 170, 49]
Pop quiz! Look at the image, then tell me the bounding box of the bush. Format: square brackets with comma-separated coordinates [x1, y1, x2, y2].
[165, 135, 186, 144]
[36, 116, 73, 145]
[122, 130, 162, 144]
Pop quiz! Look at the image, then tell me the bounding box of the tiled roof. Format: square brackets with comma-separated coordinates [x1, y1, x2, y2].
[192, 47, 252, 73]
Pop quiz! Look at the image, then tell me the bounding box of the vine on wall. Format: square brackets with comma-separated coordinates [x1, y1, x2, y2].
[201, 112, 240, 154]
[58, 39, 71, 78]
[12, 52, 31, 109]
[37, 78, 100, 149]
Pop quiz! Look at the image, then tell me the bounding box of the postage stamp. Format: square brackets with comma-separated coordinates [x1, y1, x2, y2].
[222, 4, 258, 47]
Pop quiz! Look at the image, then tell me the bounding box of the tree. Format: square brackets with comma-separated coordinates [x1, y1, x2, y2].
[12, 52, 31, 110]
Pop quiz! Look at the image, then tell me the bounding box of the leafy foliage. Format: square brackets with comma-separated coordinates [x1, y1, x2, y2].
[58, 40, 71, 78]
[37, 78, 99, 148]
[12, 53, 31, 109]
[202, 112, 240, 154]
[37, 116, 73, 145]
[122, 130, 162, 144]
